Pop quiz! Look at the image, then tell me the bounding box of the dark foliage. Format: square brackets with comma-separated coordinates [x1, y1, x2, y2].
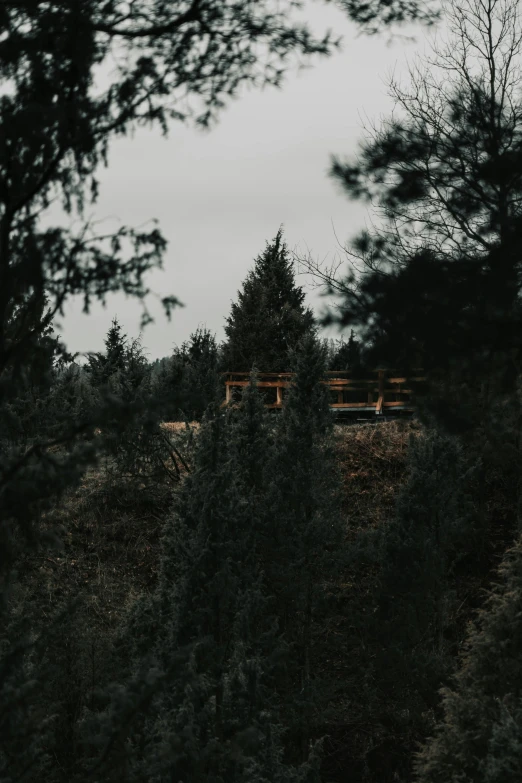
[91, 381, 327, 782]
[328, 329, 365, 373]
[157, 327, 220, 421]
[87, 317, 129, 391]
[263, 336, 343, 761]
[372, 431, 477, 737]
[335, 0, 438, 31]
[223, 229, 316, 372]
[416, 535, 522, 783]
[324, 0, 522, 430]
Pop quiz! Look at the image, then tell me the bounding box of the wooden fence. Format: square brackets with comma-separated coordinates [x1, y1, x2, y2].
[223, 370, 425, 417]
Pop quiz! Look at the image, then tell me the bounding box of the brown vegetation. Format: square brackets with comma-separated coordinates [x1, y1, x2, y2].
[334, 420, 419, 529]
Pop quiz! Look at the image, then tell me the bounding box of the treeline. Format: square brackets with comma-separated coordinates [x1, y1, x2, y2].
[7, 227, 364, 442]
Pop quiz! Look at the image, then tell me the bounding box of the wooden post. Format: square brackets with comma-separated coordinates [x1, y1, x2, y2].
[337, 390, 343, 405]
[276, 383, 283, 406]
[377, 369, 385, 415]
[225, 383, 231, 404]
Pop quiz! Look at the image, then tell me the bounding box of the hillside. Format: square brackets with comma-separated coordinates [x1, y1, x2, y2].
[10, 417, 518, 782]
[11, 422, 408, 780]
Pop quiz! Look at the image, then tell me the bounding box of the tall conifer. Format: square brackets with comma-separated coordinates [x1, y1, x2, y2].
[116, 382, 320, 782]
[265, 335, 341, 760]
[223, 230, 315, 372]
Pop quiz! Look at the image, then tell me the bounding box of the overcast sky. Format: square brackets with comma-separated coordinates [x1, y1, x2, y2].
[58, 3, 436, 360]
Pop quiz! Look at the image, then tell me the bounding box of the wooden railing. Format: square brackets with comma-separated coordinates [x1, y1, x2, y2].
[223, 371, 425, 416]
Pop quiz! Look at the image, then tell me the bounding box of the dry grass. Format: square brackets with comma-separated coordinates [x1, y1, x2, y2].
[15, 469, 169, 651]
[161, 420, 200, 434]
[333, 420, 421, 533]
[16, 466, 177, 690]
[17, 427, 195, 644]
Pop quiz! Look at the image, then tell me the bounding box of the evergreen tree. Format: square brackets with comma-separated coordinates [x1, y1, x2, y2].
[182, 328, 220, 420]
[91, 323, 183, 495]
[103, 382, 322, 782]
[264, 335, 342, 760]
[416, 535, 522, 783]
[86, 318, 128, 391]
[223, 230, 316, 372]
[159, 328, 220, 421]
[329, 330, 363, 373]
[44, 360, 98, 439]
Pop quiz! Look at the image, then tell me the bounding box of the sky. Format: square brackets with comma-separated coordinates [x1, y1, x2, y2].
[58, 2, 435, 361]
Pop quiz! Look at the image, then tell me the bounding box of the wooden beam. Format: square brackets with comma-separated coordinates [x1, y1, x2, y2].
[378, 369, 385, 405]
[327, 378, 380, 385]
[330, 402, 378, 409]
[223, 372, 294, 379]
[329, 385, 380, 393]
[224, 380, 292, 388]
[383, 388, 413, 395]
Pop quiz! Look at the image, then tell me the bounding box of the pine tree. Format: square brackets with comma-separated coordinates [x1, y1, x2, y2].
[106, 382, 321, 782]
[97, 327, 183, 497]
[159, 328, 220, 422]
[86, 317, 128, 392]
[330, 330, 363, 373]
[416, 535, 522, 783]
[44, 360, 98, 440]
[264, 335, 342, 761]
[182, 328, 220, 421]
[148, 391, 277, 782]
[223, 230, 315, 372]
